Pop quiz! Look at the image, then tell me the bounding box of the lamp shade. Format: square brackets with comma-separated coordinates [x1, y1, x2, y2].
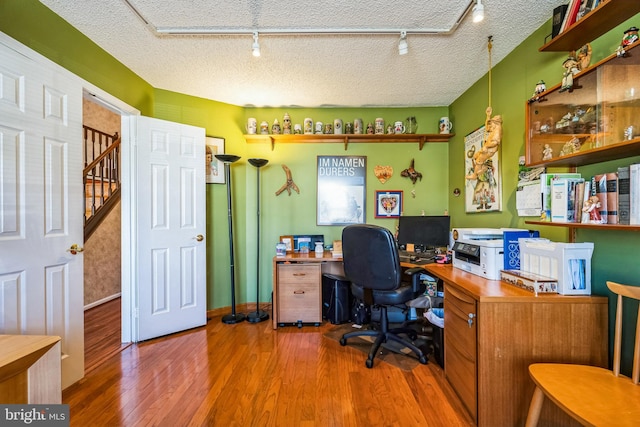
[215, 154, 241, 163]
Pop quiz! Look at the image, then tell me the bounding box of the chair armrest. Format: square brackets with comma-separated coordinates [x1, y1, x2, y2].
[404, 267, 427, 293]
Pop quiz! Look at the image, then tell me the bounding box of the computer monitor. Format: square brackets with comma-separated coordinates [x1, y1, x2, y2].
[396, 215, 451, 252]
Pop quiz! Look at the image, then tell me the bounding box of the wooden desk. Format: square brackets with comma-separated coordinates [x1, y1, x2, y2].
[0, 335, 61, 403]
[423, 264, 608, 427]
[272, 251, 343, 329]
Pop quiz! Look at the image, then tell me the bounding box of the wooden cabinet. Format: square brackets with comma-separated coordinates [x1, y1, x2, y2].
[526, 42, 640, 168]
[425, 264, 608, 427]
[276, 264, 322, 326]
[444, 284, 478, 421]
[245, 133, 453, 151]
[272, 253, 344, 329]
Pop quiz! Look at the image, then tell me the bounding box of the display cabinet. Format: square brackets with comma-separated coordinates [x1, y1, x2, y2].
[526, 41, 640, 168]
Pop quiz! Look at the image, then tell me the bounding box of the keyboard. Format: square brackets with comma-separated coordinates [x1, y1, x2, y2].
[398, 250, 436, 264]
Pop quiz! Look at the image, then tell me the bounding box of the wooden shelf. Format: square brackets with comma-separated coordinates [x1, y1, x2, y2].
[539, 0, 640, 52]
[526, 137, 640, 168]
[244, 133, 454, 151]
[525, 220, 640, 232]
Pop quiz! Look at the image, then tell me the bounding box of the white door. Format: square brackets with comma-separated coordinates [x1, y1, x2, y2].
[0, 39, 84, 389]
[134, 116, 207, 341]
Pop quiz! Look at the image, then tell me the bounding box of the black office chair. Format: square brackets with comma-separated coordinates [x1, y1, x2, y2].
[339, 224, 428, 368]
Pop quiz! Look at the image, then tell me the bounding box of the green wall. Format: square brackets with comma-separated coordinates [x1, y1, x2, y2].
[450, 14, 640, 373]
[4, 0, 640, 374]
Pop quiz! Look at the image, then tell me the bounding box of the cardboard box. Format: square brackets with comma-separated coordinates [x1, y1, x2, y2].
[518, 239, 593, 295]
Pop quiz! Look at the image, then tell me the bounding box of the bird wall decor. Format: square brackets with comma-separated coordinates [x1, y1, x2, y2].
[400, 159, 422, 184]
[275, 164, 300, 196]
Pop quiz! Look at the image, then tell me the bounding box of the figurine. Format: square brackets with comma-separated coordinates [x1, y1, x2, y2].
[282, 113, 292, 134]
[542, 144, 553, 160]
[366, 122, 374, 134]
[529, 80, 546, 103]
[466, 107, 502, 181]
[576, 43, 592, 70]
[560, 136, 581, 156]
[272, 119, 281, 134]
[582, 195, 604, 223]
[560, 55, 580, 92]
[616, 26, 639, 57]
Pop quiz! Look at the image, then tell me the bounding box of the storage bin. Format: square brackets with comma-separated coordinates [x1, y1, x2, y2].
[518, 239, 594, 295]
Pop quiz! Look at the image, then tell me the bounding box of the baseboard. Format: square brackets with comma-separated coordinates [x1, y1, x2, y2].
[207, 302, 272, 319]
[84, 293, 121, 311]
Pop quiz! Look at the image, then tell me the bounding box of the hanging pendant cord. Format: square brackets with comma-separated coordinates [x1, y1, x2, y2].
[485, 35, 494, 133]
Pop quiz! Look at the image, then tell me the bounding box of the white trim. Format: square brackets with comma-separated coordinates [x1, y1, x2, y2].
[84, 293, 122, 311]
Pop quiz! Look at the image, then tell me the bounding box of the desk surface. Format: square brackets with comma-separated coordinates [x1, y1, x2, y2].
[274, 251, 342, 263]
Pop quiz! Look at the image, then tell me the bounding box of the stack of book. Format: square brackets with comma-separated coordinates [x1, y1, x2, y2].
[554, 0, 602, 38]
[542, 164, 640, 225]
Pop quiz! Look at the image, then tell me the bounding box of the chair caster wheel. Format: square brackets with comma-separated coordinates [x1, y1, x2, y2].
[339, 338, 347, 346]
[408, 332, 418, 341]
[366, 359, 374, 369]
[419, 356, 428, 365]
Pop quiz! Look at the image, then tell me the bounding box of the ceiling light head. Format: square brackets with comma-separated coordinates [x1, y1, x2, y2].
[252, 31, 260, 57]
[398, 31, 408, 55]
[472, 0, 485, 23]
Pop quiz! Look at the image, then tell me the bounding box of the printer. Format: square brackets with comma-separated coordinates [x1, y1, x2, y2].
[451, 228, 535, 280]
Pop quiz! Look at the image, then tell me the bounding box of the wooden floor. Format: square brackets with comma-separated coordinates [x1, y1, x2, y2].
[83, 297, 130, 374]
[66, 306, 475, 427]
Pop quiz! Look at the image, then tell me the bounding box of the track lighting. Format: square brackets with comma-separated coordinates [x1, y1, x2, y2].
[472, 0, 485, 23]
[398, 31, 408, 55]
[252, 32, 260, 57]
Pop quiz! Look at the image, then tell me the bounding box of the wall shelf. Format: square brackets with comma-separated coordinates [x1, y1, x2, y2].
[525, 220, 640, 231]
[539, 0, 640, 52]
[244, 133, 454, 151]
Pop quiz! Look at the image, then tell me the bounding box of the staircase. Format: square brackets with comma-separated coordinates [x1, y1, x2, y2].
[84, 125, 120, 240]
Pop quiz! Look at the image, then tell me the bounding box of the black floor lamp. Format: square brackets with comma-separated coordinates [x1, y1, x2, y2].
[216, 154, 244, 324]
[247, 158, 269, 323]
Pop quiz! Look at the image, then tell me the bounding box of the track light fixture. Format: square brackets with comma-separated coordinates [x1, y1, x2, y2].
[398, 31, 408, 55]
[252, 31, 261, 57]
[472, 0, 485, 23]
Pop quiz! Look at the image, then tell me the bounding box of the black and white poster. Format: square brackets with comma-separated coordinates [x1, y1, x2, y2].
[317, 155, 366, 225]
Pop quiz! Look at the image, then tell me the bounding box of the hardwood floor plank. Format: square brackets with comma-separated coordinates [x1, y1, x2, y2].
[65, 311, 475, 427]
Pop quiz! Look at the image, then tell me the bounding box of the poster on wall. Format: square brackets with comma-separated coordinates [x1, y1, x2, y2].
[464, 126, 502, 212]
[317, 155, 366, 225]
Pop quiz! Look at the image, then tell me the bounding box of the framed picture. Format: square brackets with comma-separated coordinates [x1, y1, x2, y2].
[279, 235, 294, 253]
[375, 190, 403, 218]
[464, 125, 502, 212]
[206, 136, 225, 184]
[317, 155, 367, 225]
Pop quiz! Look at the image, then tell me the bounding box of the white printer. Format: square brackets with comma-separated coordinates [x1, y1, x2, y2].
[451, 228, 532, 280]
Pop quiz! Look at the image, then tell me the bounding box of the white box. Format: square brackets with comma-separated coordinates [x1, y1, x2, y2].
[518, 239, 594, 295]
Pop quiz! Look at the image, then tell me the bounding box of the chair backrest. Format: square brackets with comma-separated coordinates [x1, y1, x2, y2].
[342, 224, 402, 291]
[606, 281, 640, 384]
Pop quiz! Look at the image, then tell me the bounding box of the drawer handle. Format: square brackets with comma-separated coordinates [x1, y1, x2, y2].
[292, 273, 307, 277]
[293, 290, 305, 294]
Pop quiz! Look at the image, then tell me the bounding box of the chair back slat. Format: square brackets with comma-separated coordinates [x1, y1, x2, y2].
[606, 281, 640, 384]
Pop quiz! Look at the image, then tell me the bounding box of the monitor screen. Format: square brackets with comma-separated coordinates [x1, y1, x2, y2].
[396, 216, 451, 251]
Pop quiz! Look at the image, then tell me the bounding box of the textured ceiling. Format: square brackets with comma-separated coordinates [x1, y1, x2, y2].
[39, 0, 565, 108]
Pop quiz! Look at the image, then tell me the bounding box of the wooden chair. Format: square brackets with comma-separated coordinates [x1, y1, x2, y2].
[525, 281, 640, 426]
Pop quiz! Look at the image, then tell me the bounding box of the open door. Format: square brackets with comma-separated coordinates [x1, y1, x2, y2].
[0, 36, 84, 390]
[131, 116, 207, 341]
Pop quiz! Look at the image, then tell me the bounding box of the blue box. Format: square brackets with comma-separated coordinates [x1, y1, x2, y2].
[503, 230, 540, 270]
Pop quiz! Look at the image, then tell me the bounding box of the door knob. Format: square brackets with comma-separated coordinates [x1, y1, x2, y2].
[195, 234, 204, 242]
[68, 244, 84, 255]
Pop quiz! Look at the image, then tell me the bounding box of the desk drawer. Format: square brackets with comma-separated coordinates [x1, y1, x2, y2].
[277, 264, 321, 324]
